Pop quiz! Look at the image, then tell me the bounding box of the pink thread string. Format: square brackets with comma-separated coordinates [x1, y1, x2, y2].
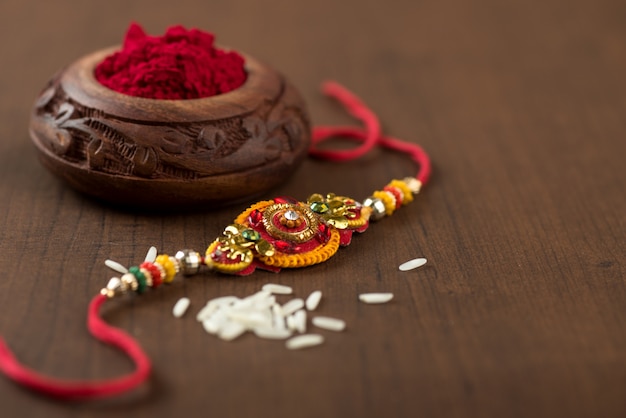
[0, 294, 151, 399]
[310, 82, 431, 185]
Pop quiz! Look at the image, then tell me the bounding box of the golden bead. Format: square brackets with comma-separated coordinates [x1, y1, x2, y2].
[389, 179, 413, 204]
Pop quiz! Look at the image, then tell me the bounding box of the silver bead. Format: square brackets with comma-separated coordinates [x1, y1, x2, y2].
[363, 196, 387, 221]
[175, 249, 202, 276]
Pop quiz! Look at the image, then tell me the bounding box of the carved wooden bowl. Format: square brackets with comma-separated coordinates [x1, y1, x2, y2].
[30, 47, 311, 209]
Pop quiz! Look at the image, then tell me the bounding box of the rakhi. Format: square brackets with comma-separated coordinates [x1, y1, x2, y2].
[0, 82, 431, 400]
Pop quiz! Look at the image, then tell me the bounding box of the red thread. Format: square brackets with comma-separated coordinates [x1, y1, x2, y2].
[0, 294, 150, 399]
[310, 83, 431, 185]
[312, 126, 431, 185]
[308, 81, 381, 162]
[95, 23, 246, 100]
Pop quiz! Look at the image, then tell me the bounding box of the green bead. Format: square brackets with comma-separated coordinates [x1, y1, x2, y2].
[242, 228, 261, 241]
[310, 201, 329, 213]
[129, 266, 147, 294]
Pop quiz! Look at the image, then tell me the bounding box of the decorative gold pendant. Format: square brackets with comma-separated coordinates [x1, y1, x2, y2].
[205, 194, 372, 275]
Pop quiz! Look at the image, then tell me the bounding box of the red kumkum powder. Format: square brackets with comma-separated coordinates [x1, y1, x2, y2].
[95, 23, 247, 100]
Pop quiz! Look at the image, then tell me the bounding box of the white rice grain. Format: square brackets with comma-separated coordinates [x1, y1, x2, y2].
[262, 283, 293, 295]
[198, 284, 350, 348]
[206, 296, 239, 308]
[312, 316, 346, 332]
[196, 303, 219, 322]
[280, 298, 304, 317]
[253, 295, 276, 310]
[228, 310, 271, 329]
[294, 310, 307, 334]
[247, 290, 274, 309]
[359, 293, 394, 304]
[286, 334, 324, 350]
[104, 259, 128, 274]
[218, 322, 247, 341]
[202, 318, 221, 335]
[398, 257, 427, 271]
[172, 297, 191, 318]
[271, 304, 286, 330]
[254, 327, 292, 340]
[305, 290, 322, 311]
[144, 246, 158, 263]
[249, 289, 272, 301]
[202, 308, 228, 334]
[286, 314, 297, 331]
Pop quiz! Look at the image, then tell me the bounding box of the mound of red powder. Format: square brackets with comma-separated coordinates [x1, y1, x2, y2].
[94, 23, 247, 100]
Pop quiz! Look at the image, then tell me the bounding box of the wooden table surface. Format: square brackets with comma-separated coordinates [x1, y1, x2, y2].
[0, 0, 624, 417]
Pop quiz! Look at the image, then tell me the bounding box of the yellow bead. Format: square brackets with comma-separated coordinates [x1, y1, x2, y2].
[372, 191, 396, 216]
[155, 254, 177, 283]
[389, 179, 413, 204]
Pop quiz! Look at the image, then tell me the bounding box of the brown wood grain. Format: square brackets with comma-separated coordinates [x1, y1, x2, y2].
[0, 0, 624, 417]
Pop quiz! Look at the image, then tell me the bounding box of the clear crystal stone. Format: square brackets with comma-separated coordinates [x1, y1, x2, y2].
[284, 209, 300, 221]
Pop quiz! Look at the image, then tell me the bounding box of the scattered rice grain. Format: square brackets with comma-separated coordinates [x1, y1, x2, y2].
[206, 296, 239, 308]
[202, 318, 221, 335]
[144, 246, 158, 263]
[172, 297, 190, 318]
[262, 283, 293, 295]
[286, 314, 297, 331]
[254, 327, 292, 340]
[196, 303, 219, 322]
[312, 316, 346, 331]
[228, 311, 271, 329]
[281, 298, 304, 317]
[305, 290, 322, 311]
[196, 284, 355, 348]
[359, 293, 394, 304]
[104, 259, 128, 274]
[399, 257, 427, 271]
[218, 322, 246, 341]
[294, 310, 307, 334]
[286, 334, 324, 350]
[271, 304, 286, 330]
